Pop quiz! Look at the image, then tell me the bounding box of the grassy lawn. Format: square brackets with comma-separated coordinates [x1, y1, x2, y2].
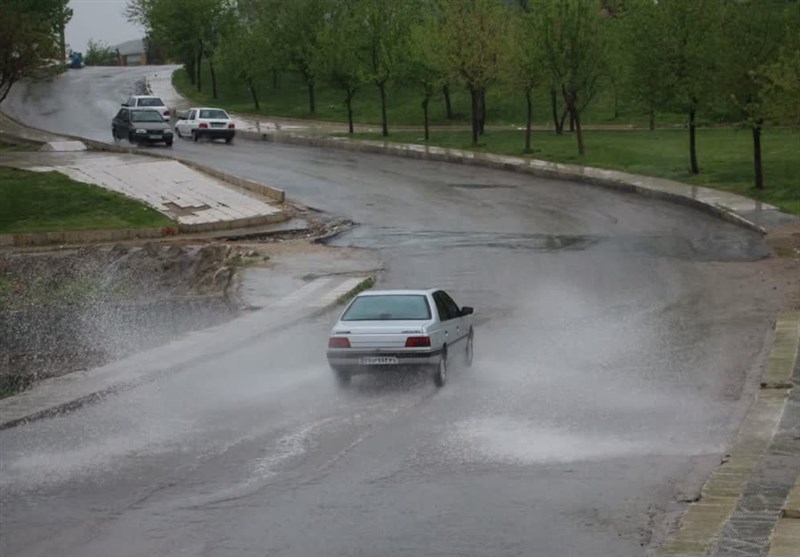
[345, 128, 800, 216]
[0, 167, 175, 234]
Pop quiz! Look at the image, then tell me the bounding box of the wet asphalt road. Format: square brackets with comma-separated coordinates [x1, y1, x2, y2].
[0, 68, 783, 556]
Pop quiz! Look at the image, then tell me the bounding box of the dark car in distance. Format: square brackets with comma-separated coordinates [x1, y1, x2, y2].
[112, 107, 174, 146]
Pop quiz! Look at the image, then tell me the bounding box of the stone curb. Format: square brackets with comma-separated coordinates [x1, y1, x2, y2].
[655, 311, 800, 557]
[308, 275, 376, 319]
[239, 130, 770, 235]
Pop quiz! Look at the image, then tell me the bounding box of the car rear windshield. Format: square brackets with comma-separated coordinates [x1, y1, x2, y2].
[341, 295, 431, 321]
[131, 111, 164, 122]
[138, 98, 165, 107]
[199, 109, 229, 119]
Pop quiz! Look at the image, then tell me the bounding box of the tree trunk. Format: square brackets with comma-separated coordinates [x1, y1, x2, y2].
[187, 59, 196, 86]
[379, 82, 388, 137]
[209, 58, 218, 99]
[524, 90, 533, 154]
[752, 124, 764, 189]
[346, 91, 354, 134]
[569, 111, 575, 132]
[423, 97, 430, 141]
[574, 107, 585, 156]
[689, 106, 699, 174]
[469, 87, 479, 145]
[196, 49, 202, 92]
[308, 83, 316, 114]
[559, 109, 568, 134]
[248, 79, 260, 111]
[649, 110, 655, 131]
[443, 84, 454, 120]
[478, 89, 486, 135]
[550, 87, 562, 134]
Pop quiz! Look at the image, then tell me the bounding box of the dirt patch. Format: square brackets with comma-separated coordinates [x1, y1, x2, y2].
[0, 242, 243, 396]
[763, 223, 800, 310]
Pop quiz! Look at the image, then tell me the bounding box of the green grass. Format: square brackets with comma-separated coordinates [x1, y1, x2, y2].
[0, 167, 175, 234]
[346, 128, 800, 216]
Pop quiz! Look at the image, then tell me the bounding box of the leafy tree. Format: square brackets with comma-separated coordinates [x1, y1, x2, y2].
[314, 1, 367, 134]
[405, 10, 446, 141]
[763, 25, 800, 127]
[353, 0, 416, 137]
[501, 8, 545, 154]
[0, 1, 62, 104]
[648, 0, 724, 174]
[439, 0, 507, 145]
[217, 16, 272, 111]
[272, 0, 328, 115]
[84, 39, 117, 66]
[534, 0, 606, 156]
[721, 1, 797, 189]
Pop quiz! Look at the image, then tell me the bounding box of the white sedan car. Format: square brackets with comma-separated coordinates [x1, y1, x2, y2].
[174, 107, 236, 143]
[326, 289, 474, 388]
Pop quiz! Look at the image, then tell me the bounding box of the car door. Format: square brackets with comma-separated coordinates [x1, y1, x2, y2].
[432, 291, 456, 350]
[440, 291, 467, 345]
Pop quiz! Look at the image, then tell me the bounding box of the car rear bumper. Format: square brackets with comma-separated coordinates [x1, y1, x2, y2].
[197, 129, 235, 139]
[327, 348, 442, 374]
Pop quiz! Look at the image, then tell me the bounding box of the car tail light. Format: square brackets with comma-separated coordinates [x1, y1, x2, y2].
[164, 110, 170, 117]
[228, 123, 235, 129]
[329, 337, 351, 348]
[199, 123, 208, 129]
[405, 336, 431, 348]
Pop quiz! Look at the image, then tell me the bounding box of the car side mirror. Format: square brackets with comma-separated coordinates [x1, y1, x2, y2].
[461, 306, 474, 316]
[121, 103, 128, 107]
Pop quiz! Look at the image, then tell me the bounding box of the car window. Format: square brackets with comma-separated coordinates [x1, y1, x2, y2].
[138, 97, 165, 107]
[341, 295, 431, 321]
[115, 109, 127, 120]
[126, 97, 134, 106]
[433, 292, 453, 321]
[199, 109, 229, 119]
[188, 110, 197, 120]
[130, 111, 164, 122]
[440, 291, 461, 318]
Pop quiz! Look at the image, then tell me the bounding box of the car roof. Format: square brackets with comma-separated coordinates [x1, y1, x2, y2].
[356, 289, 437, 297]
[130, 95, 162, 99]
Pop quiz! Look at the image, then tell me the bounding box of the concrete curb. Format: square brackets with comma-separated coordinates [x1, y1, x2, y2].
[242, 130, 771, 235]
[656, 311, 800, 557]
[309, 275, 376, 318]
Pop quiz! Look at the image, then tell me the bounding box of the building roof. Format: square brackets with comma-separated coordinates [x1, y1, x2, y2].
[114, 38, 145, 56]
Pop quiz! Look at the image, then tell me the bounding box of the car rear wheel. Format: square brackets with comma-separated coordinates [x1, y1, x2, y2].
[112, 127, 119, 142]
[225, 136, 233, 144]
[465, 329, 474, 367]
[192, 130, 199, 142]
[433, 350, 447, 387]
[164, 138, 173, 147]
[128, 131, 135, 144]
[175, 127, 182, 138]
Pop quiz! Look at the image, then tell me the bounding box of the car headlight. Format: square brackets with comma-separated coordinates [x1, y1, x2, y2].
[164, 129, 173, 134]
[135, 128, 147, 134]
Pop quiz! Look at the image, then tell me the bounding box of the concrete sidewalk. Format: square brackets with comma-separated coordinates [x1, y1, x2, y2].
[2, 150, 285, 232]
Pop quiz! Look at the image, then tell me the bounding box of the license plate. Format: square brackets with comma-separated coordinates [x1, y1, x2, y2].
[148, 134, 161, 139]
[359, 356, 399, 365]
[211, 123, 225, 128]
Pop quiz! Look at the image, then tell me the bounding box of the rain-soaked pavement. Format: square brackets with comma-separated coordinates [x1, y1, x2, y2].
[0, 68, 787, 556]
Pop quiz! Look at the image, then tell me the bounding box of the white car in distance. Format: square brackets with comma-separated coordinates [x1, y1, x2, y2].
[174, 107, 236, 143]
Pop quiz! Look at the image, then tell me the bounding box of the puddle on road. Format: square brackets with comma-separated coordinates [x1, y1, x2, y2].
[444, 416, 716, 465]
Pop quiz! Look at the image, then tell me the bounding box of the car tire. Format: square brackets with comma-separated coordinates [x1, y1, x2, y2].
[465, 329, 474, 367]
[112, 127, 118, 142]
[192, 130, 199, 142]
[225, 136, 233, 144]
[128, 131, 135, 144]
[433, 349, 447, 388]
[164, 138, 173, 147]
[175, 127, 182, 138]
[333, 368, 351, 388]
